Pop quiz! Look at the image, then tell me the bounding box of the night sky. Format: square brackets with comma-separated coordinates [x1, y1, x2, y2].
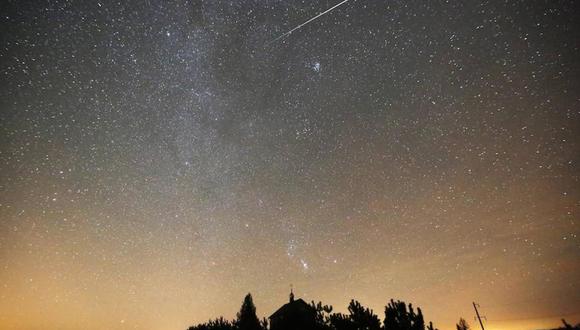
[1, 1, 579, 330]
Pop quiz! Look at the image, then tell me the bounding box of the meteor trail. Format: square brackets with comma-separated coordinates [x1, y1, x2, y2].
[266, 0, 352, 45]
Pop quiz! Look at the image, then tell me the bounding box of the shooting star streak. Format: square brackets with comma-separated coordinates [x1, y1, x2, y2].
[266, 0, 352, 46]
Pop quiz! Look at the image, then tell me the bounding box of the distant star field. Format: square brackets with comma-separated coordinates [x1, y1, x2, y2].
[0, 1, 579, 330]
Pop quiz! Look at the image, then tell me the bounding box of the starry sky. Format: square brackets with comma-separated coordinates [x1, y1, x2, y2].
[1, 1, 579, 330]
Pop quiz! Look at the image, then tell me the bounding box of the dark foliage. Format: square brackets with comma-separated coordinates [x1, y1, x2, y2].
[384, 300, 426, 330]
[426, 322, 437, 330]
[317, 299, 381, 330]
[330, 313, 355, 330]
[187, 294, 437, 330]
[310, 301, 333, 330]
[456, 318, 469, 330]
[551, 319, 580, 330]
[351, 300, 382, 330]
[236, 293, 263, 330]
[188, 317, 235, 330]
[346, 300, 382, 330]
[260, 317, 268, 330]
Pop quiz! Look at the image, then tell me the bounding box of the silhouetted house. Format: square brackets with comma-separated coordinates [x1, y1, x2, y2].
[269, 290, 317, 330]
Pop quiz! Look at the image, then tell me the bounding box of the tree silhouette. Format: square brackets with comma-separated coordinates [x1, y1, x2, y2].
[236, 293, 263, 330]
[328, 300, 381, 330]
[187, 294, 439, 330]
[348, 300, 382, 330]
[555, 319, 580, 330]
[456, 318, 470, 330]
[260, 317, 268, 330]
[188, 317, 234, 330]
[329, 312, 353, 330]
[310, 301, 334, 330]
[384, 299, 426, 330]
[426, 322, 437, 330]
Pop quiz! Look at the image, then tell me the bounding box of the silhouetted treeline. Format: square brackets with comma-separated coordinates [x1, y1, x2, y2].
[549, 319, 580, 330]
[187, 293, 441, 330]
[455, 318, 469, 330]
[188, 294, 268, 330]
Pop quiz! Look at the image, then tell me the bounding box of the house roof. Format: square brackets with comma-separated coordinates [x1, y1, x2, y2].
[269, 298, 313, 319]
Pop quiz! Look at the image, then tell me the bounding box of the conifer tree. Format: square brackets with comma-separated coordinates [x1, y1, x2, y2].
[384, 299, 428, 330]
[456, 318, 470, 330]
[236, 293, 262, 330]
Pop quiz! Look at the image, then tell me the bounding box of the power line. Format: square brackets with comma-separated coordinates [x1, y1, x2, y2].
[473, 302, 486, 330]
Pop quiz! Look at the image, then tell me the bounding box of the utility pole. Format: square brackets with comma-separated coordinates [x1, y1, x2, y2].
[472, 302, 485, 330]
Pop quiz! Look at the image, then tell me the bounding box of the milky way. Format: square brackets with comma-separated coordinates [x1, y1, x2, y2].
[1, 1, 579, 330]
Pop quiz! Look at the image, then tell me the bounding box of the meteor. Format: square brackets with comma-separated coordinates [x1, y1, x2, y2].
[266, 0, 352, 45]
